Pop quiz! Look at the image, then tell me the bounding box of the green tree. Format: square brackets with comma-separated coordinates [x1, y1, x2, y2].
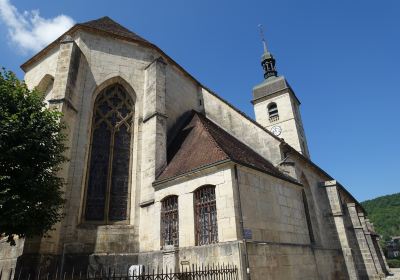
[362, 193, 400, 241]
[0, 69, 66, 245]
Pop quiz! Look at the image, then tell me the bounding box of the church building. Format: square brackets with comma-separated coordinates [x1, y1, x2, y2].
[0, 17, 391, 279]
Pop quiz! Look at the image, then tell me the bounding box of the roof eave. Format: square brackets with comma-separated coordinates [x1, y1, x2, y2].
[153, 158, 302, 189]
[21, 23, 159, 72]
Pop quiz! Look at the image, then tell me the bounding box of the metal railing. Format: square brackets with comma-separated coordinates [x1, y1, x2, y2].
[0, 263, 238, 280]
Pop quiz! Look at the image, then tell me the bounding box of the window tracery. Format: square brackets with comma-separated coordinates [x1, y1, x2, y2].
[84, 84, 134, 222]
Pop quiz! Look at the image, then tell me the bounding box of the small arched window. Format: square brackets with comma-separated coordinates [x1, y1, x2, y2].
[161, 196, 179, 247]
[268, 102, 279, 122]
[194, 185, 218, 245]
[35, 74, 54, 105]
[84, 84, 134, 223]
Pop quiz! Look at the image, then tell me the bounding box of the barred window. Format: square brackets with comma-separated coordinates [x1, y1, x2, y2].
[84, 84, 134, 223]
[195, 186, 218, 245]
[161, 196, 179, 247]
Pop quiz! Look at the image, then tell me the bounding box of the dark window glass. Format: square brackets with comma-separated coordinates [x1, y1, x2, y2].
[85, 84, 134, 222]
[195, 186, 218, 245]
[161, 196, 179, 247]
[302, 189, 315, 244]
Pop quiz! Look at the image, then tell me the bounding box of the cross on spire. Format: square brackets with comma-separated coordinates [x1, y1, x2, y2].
[258, 24, 278, 79]
[258, 24, 268, 53]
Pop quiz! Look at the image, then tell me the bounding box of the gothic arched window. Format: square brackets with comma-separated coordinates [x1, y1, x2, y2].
[84, 84, 134, 222]
[268, 102, 279, 122]
[161, 196, 179, 247]
[194, 185, 218, 245]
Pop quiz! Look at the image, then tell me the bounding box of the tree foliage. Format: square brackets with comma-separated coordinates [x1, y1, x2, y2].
[361, 193, 400, 241]
[0, 69, 66, 245]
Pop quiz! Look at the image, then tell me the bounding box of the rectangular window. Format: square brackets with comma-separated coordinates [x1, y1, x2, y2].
[161, 196, 179, 247]
[195, 186, 218, 245]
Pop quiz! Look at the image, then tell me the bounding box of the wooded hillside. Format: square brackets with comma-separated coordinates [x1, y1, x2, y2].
[361, 193, 400, 241]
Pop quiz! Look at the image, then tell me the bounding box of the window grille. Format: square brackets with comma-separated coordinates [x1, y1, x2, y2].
[268, 103, 279, 122]
[195, 186, 218, 245]
[84, 84, 134, 222]
[161, 196, 179, 247]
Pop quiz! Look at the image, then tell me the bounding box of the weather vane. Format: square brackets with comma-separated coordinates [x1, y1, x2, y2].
[258, 24, 268, 52]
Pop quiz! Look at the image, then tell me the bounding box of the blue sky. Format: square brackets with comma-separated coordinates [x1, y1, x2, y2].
[0, 0, 399, 201]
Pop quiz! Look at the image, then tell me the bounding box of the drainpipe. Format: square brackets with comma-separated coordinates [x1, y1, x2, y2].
[233, 165, 250, 280]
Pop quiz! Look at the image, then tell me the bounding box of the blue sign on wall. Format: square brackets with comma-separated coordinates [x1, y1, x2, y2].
[243, 228, 252, 240]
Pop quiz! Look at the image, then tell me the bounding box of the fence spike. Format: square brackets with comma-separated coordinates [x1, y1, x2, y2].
[8, 267, 13, 280]
[17, 267, 22, 280]
[55, 266, 59, 280]
[37, 267, 41, 280]
[11, 263, 238, 280]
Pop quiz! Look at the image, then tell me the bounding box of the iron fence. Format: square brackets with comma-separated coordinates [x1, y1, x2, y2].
[0, 263, 238, 280]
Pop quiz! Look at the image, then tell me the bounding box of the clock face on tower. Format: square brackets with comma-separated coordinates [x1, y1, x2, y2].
[270, 125, 282, 136]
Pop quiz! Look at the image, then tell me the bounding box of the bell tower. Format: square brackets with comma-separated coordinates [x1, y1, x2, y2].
[252, 29, 310, 158]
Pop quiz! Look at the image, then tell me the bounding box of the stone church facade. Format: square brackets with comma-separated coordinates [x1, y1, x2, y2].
[0, 17, 391, 279]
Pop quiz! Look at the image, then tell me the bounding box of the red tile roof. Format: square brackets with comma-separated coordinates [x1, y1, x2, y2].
[156, 111, 299, 185]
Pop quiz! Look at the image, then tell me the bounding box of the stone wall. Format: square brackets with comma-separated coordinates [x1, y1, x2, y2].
[153, 165, 239, 250]
[237, 166, 310, 244]
[60, 241, 244, 276]
[253, 85, 309, 157]
[247, 242, 347, 280]
[202, 89, 283, 164]
[165, 64, 201, 134]
[24, 47, 59, 90]
[285, 155, 342, 250]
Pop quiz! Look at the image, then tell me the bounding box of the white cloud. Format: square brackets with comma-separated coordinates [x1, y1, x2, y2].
[0, 0, 75, 53]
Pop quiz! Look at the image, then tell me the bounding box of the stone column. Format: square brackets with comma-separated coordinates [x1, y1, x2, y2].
[361, 217, 385, 277]
[20, 35, 82, 270]
[374, 236, 391, 275]
[346, 203, 379, 278]
[322, 180, 359, 280]
[138, 58, 168, 251]
[49, 35, 83, 250]
[140, 57, 167, 204]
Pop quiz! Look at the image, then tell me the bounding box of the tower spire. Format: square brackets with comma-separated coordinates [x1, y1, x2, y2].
[258, 24, 268, 53]
[258, 24, 278, 80]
